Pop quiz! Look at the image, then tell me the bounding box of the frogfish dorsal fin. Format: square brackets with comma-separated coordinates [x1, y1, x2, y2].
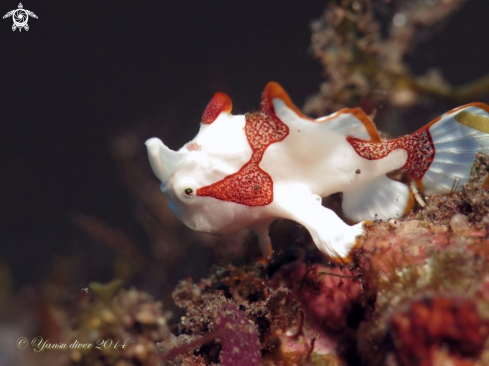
[201, 92, 233, 124]
[262, 81, 310, 119]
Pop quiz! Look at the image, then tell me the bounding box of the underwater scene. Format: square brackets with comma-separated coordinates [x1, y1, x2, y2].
[2, 0, 489, 365]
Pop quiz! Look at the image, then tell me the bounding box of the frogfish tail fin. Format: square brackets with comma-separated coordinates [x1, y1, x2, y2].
[406, 103, 489, 195]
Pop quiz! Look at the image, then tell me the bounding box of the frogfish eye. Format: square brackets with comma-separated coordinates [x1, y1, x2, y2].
[184, 188, 193, 196]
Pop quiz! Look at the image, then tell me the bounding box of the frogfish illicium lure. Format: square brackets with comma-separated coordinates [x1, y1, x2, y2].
[146, 82, 489, 262]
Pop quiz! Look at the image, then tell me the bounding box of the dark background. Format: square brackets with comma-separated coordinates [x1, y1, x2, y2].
[1, 0, 488, 288]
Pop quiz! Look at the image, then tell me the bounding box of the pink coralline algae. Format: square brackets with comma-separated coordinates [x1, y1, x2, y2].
[355, 154, 489, 366]
[214, 304, 261, 366]
[295, 264, 361, 331]
[391, 297, 488, 366]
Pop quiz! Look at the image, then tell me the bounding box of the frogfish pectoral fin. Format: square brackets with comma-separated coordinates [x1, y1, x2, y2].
[342, 175, 412, 223]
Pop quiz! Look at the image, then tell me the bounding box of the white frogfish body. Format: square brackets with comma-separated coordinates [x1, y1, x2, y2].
[146, 82, 489, 261]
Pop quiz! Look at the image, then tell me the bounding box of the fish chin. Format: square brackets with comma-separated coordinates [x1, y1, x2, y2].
[166, 194, 208, 233]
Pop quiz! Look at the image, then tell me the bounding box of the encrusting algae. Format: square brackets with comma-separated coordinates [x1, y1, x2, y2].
[64, 151, 489, 364]
[63, 149, 489, 364]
